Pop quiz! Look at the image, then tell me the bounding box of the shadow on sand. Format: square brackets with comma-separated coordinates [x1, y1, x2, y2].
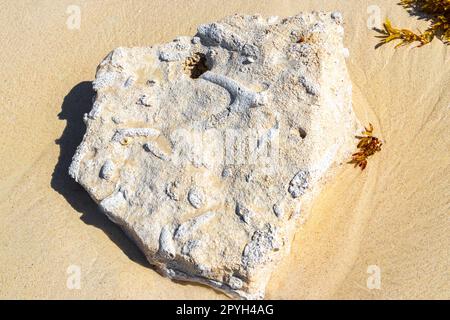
[51, 81, 149, 267]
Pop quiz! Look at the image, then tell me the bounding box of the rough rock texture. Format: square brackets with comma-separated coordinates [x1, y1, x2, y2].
[69, 12, 360, 299]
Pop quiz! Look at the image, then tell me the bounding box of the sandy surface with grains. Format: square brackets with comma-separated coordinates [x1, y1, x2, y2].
[0, 0, 448, 299]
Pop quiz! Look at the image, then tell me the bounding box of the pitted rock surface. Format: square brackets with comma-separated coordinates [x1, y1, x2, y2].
[69, 12, 360, 299]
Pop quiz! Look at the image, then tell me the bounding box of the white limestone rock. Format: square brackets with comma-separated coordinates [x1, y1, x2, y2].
[69, 12, 361, 299]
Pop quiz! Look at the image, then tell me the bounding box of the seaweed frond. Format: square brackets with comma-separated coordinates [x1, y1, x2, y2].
[376, 18, 432, 48]
[375, 0, 450, 48]
[348, 124, 383, 171]
[400, 0, 450, 15]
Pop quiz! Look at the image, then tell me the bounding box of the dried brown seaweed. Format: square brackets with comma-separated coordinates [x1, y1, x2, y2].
[376, 0, 449, 48]
[348, 124, 383, 171]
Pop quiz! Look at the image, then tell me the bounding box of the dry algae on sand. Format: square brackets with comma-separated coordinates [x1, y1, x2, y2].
[348, 124, 383, 171]
[376, 0, 450, 48]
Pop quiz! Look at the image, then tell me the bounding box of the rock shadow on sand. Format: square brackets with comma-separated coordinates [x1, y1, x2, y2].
[51, 81, 149, 268]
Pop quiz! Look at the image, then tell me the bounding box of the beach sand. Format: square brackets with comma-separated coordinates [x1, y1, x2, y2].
[0, 0, 448, 299]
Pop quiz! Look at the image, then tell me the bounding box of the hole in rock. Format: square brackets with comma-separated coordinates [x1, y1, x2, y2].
[184, 52, 209, 79]
[299, 127, 307, 139]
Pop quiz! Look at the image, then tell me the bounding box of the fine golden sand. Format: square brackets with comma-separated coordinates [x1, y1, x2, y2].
[0, 0, 448, 299]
